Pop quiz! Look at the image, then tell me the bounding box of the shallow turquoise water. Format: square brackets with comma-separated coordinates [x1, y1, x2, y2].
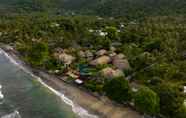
[0, 53, 76, 118]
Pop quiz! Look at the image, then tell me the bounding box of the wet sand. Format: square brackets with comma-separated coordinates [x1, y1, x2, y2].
[39, 72, 142, 118]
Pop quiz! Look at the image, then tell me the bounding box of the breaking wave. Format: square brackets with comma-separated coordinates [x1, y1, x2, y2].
[0, 84, 4, 105]
[0, 48, 98, 118]
[0, 85, 4, 100]
[1, 111, 21, 118]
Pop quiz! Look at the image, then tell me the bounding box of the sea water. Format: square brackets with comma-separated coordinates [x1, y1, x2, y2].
[0, 51, 77, 118]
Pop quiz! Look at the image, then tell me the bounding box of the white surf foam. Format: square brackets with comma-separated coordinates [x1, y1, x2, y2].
[0, 91, 4, 99]
[37, 78, 98, 118]
[1, 110, 21, 118]
[0, 84, 4, 105]
[0, 85, 4, 100]
[0, 48, 98, 118]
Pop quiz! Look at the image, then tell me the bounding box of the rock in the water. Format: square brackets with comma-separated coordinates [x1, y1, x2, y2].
[90, 56, 111, 66]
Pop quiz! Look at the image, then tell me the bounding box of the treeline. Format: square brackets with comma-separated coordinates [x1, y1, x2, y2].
[45, 0, 186, 19]
[0, 0, 186, 19]
[0, 0, 63, 14]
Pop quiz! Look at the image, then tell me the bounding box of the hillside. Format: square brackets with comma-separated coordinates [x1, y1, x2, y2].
[0, 0, 186, 18]
[0, 0, 63, 14]
[63, 0, 186, 18]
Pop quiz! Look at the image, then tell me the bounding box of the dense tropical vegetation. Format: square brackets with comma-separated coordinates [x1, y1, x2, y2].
[0, 0, 186, 118]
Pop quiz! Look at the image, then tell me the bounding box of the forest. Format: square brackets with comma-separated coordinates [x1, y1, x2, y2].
[0, 0, 186, 19]
[0, 15, 186, 118]
[0, 0, 186, 118]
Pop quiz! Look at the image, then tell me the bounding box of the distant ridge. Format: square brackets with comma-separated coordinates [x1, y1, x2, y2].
[0, 0, 186, 18]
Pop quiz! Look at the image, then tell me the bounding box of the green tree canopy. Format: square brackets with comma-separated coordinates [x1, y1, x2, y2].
[134, 86, 160, 115]
[103, 77, 132, 103]
[154, 83, 185, 118]
[105, 26, 119, 40]
[27, 42, 49, 66]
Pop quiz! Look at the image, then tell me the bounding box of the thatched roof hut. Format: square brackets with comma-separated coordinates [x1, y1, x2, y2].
[90, 56, 111, 66]
[54, 52, 75, 65]
[112, 54, 130, 70]
[96, 49, 107, 56]
[101, 67, 124, 78]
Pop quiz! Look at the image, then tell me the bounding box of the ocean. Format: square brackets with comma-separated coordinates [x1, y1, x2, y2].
[0, 50, 77, 118]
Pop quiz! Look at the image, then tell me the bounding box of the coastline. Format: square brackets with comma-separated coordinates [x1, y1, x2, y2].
[0, 45, 142, 118]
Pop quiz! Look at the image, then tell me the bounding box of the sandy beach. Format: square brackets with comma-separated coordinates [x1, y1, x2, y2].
[38, 72, 142, 118]
[1, 45, 142, 118]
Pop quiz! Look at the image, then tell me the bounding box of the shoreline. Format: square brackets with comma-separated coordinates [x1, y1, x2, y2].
[0, 45, 142, 118]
